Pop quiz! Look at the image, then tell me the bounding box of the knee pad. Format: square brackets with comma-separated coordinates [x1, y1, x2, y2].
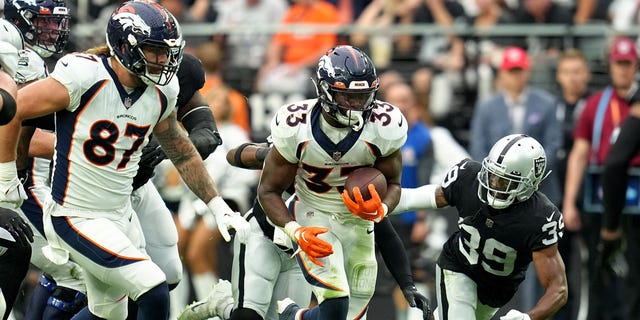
[231, 307, 263, 320]
[48, 286, 87, 313]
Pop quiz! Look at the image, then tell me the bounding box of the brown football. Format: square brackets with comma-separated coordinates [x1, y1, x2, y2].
[345, 167, 387, 201]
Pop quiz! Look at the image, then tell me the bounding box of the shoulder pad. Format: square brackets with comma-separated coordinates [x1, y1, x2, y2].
[368, 101, 408, 140]
[52, 53, 104, 81]
[270, 99, 315, 140]
[0, 40, 19, 78]
[178, 53, 205, 90]
[15, 48, 47, 84]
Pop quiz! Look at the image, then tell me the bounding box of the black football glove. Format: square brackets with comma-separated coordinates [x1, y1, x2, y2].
[132, 139, 166, 190]
[596, 237, 628, 280]
[402, 285, 432, 320]
[139, 139, 167, 168]
[0, 207, 33, 248]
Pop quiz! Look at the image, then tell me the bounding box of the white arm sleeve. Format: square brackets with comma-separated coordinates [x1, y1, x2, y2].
[391, 184, 439, 214]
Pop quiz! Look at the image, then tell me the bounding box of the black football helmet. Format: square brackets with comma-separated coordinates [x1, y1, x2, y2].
[4, 0, 69, 57]
[106, 0, 184, 86]
[316, 45, 379, 131]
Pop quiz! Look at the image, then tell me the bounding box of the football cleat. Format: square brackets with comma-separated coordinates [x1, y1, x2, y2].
[277, 298, 305, 320]
[177, 279, 234, 320]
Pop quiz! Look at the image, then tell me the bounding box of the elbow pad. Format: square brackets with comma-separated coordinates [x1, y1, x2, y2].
[181, 106, 222, 159]
[0, 88, 16, 125]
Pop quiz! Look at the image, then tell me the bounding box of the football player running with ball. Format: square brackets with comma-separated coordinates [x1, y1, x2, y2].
[258, 45, 407, 320]
[395, 134, 567, 320]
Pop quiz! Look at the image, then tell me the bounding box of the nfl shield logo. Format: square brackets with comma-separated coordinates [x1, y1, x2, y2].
[124, 97, 133, 108]
[333, 151, 342, 161]
[533, 157, 545, 178]
[485, 218, 494, 228]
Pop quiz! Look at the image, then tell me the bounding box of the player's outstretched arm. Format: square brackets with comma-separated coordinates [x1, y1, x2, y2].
[527, 244, 568, 320]
[375, 219, 431, 319]
[154, 110, 249, 243]
[226, 143, 271, 170]
[392, 184, 448, 214]
[0, 77, 67, 208]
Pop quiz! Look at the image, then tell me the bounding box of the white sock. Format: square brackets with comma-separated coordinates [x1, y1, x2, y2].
[170, 269, 190, 319]
[192, 272, 218, 300]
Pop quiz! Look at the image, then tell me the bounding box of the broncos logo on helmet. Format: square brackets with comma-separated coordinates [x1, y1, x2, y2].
[106, 0, 184, 86]
[112, 12, 151, 36]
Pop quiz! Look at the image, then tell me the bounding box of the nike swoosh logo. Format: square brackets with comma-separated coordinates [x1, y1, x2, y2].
[275, 114, 280, 126]
[366, 228, 374, 234]
[398, 117, 404, 127]
[61, 61, 68, 67]
[459, 161, 468, 170]
[546, 211, 555, 222]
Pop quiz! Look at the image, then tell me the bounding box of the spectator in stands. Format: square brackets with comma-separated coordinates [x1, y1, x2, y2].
[255, 0, 339, 96]
[469, 46, 562, 206]
[197, 41, 250, 133]
[409, 0, 467, 125]
[600, 72, 640, 320]
[350, 0, 420, 69]
[325, 0, 372, 23]
[514, 0, 573, 54]
[553, 48, 591, 320]
[214, 0, 288, 96]
[563, 35, 639, 320]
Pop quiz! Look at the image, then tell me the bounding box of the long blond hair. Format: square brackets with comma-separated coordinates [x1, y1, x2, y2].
[85, 45, 111, 56]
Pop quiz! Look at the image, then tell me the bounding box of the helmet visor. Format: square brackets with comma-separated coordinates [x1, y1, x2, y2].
[332, 88, 376, 111]
[478, 158, 523, 205]
[33, 14, 69, 53]
[137, 42, 183, 86]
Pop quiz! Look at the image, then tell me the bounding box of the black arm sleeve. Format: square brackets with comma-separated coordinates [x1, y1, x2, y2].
[181, 106, 222, 160]
[374, 218, 414, 289]
[0, 88, 16, 125]
[602, 116, 640, 230]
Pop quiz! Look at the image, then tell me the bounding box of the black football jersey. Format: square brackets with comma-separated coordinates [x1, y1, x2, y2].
[437, 159, 563, 307]
[176, 53, 206, 109]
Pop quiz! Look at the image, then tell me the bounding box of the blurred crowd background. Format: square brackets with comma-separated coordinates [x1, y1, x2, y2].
[11, 0, 640, 319]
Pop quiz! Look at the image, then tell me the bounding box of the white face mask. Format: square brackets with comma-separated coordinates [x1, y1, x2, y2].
[335, 109, 364, 131]
[485, 190, 513, 209]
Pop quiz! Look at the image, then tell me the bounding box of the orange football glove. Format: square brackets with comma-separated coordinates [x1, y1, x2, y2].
[284, 222, 333, 267]
[342, 184, 388, 223]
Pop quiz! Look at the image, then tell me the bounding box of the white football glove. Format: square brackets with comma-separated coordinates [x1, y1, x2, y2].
[500, 309, 531, 320]
[207, 196, 249, 243]
[0, 161, 27, 209]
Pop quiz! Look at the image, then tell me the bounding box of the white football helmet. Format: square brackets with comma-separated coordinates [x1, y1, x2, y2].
[477, 134, 549, 209]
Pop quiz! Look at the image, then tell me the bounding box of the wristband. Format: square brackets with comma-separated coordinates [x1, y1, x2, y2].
[0, 161, 16, 179]
[283, 221, 301, 240]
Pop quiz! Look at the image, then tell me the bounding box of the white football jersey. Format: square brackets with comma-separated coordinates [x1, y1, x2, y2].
[270, 99, 407, 214]
[50, 53, 178, 210]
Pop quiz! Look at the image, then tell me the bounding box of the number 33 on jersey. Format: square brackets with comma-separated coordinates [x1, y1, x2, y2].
[269, 99, 407, 215]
